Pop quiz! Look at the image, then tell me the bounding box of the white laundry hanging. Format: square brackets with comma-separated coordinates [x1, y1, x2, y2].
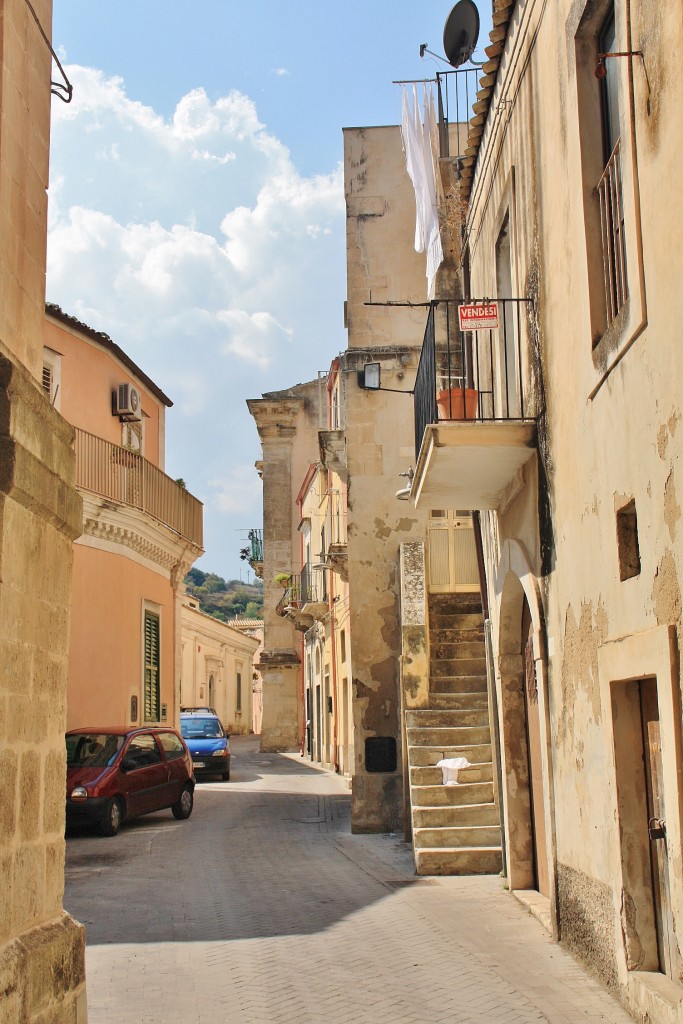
[400, 83, 444, 299]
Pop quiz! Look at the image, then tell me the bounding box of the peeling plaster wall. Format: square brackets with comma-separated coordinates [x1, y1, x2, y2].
[343, 127, 431, 832]
[464, 0, 683, 1008]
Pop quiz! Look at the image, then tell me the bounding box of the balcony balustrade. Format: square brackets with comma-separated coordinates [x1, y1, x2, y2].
[246, 528, 264, 577]
[411, 300, 538, 512]
[275, 568, 328, 629]
[74, 427, 203, 548]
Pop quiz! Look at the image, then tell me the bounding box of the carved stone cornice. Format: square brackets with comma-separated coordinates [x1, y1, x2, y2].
[79, 490, 202, 580]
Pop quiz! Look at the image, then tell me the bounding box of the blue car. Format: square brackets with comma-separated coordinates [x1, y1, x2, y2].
[179, 710, 231, 781]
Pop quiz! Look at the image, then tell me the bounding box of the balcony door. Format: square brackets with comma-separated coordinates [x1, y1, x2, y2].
[427, 510, 479, 593]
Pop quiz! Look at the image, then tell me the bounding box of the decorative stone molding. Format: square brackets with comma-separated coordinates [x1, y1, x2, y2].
[80, 491, 203, 580]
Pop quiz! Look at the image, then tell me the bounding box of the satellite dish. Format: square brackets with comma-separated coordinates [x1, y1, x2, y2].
[443, 0, 480, 68]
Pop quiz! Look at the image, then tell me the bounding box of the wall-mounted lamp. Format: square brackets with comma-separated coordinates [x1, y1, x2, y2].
[358, 362, 414, 395]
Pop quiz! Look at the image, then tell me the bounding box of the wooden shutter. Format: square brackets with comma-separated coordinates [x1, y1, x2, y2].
[144, 611, 160, 721]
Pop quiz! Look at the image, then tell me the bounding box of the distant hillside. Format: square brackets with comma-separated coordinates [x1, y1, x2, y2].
[184, 568, 263, 622]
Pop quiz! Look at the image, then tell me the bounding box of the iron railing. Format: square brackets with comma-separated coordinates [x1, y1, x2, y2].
[74, 427, 203, 548]
[276, 569, 326, 618]
[247, 528, 263, 565]
[597, 139, 628, 327]
[414, 299, 535, 461]
[329, 491, 347, 547]
[435, 68, 482, 162]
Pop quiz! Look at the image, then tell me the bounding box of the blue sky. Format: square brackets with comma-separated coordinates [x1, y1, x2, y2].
[48, 1, 492, 583]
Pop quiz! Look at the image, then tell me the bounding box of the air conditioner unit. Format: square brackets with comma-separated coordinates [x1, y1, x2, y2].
[113, 383, 142, 421]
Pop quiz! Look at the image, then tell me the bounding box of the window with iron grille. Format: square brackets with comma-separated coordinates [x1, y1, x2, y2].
[144, 610, 160, 721]
[236, 671, 242, 712]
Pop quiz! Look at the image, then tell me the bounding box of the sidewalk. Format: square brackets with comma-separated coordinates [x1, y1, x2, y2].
[64, 736, 634, 1024]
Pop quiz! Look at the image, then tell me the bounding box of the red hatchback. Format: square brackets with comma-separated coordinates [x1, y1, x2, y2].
[65, 726, 195, 836]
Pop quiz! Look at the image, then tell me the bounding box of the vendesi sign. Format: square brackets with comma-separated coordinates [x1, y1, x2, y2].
[458, 302, 499, 331]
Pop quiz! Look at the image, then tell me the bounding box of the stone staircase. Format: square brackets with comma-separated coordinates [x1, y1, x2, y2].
[407, 593, 503, 875]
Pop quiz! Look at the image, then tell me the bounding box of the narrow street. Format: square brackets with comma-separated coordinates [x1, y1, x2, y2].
[65, 736, 633, 1024]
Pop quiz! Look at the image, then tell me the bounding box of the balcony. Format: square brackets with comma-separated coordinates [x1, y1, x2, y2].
[275, 568, 328, 630]
[326, 490, 348, 581]
[74, 427, 203, 548]
[246, 528, 264, 578]
[411, 300, 537, 512]
[318, 429, 347, 482]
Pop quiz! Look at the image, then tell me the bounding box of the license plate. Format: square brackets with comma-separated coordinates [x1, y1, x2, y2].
[192, 761, 205, 769]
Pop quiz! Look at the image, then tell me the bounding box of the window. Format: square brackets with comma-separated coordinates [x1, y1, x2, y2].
[340, 629, 347, 664]
[144, 610, 161, 721]
[42, 347, 61, 410]
[236, 671, 242, 713]
[596, 8, 627, 328]
[574, 0, 643, 355]
[125, 733, 162, 769]
[616, 499, 641, 580]
[157, 732, 185, 760]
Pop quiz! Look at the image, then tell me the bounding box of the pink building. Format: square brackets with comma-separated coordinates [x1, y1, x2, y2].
[45, 305, 204, 730]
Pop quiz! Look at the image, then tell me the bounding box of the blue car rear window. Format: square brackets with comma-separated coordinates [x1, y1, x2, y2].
[180, 717, 224, 739]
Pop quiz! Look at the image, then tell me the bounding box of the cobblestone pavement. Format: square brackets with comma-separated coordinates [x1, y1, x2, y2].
[64, 735, 634, 1024]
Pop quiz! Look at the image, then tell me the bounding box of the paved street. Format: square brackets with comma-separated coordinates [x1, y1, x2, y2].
[64, 736, 634, 1024]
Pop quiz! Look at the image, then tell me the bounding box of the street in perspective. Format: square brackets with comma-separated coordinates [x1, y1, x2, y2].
[65, 736, 634, 1024]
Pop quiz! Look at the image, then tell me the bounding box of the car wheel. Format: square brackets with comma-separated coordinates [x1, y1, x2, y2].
[221, 769, 230, 781]
[99, 797, 123, 837]
[172, 785, 193, 820]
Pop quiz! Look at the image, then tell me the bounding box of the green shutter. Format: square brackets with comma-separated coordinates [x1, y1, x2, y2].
[144, 611, 160, 721]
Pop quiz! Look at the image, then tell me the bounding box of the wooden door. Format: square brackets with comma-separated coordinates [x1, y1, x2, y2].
[522, 603, 549, 896]
[640, 680, 679, 978]
[427, 510, 479, 593]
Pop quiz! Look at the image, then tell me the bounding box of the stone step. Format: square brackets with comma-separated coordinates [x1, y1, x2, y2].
[409, 782, 493, 806]
[430, 675, 487, 694]
[414, 823, 502, 849]
[412, 802, 500, 828]
[409, 765, 493, 786]
[429, 612, 484, 631]
[415, 846, 502, 876]
[431, 627, 485, 645]
[428, 692, 489, 711]
[431, 657, 487, 677]
[405, 708, 490, 729]
[429, 594, 483, 615]
[407, 725, 491, 747]
[408, 743, 493, 768]
[431, 640, 486, 660]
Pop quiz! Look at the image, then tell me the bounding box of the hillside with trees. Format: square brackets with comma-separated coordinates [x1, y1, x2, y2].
[184, 567, 263, 622]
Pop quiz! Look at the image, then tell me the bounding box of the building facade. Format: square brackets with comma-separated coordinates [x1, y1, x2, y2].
[0, 1, 87, 1019]
[408, 0, 683, 1018]
[180, 595, 260, 735]
[45, 305, 204, 732]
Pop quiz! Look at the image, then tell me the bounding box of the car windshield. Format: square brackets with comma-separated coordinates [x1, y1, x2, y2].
[66, 733, 125, 767]
[180, 717, 224, 739]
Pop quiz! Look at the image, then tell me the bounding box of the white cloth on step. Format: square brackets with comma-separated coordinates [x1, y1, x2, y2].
[436, 756, 471, 785]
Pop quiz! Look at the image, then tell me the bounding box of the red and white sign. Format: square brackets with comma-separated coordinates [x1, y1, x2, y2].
[458, 302, 499, 331]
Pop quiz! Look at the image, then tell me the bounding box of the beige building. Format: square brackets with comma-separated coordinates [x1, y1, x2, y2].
[229, 617, 265, 735]
[180, 594, 260, 736]
[405, 0, 683, 1019]
[44, 306, 204, 733]
[0, 1, 87, 1019]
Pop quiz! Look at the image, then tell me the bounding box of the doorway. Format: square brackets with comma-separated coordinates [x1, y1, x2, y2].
[612, 677, 679, 979]
[427, 510, 479, 593]
[522, 601, 549, 895]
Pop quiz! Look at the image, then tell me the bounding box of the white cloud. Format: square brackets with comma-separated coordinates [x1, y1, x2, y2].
[47, 65, 347, 578]
[270, 67, 290, 77]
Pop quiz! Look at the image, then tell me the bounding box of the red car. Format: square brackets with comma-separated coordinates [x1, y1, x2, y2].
[65, 726, 195, 836]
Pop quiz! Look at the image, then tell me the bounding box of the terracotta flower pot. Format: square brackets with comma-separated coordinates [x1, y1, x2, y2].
[436, 387, 478, 420]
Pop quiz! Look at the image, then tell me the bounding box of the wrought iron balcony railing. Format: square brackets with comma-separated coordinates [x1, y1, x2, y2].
[247, 527, 263, 571]
[597, 139, 628, 327]
[414, 299, 535, 462]
[276, 569, 327, 621]
[74, 427, 203, 548]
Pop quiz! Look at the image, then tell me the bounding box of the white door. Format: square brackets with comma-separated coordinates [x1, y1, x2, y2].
[427, 510, 479, 593]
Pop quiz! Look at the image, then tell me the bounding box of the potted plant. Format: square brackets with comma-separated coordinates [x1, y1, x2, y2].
[436, 377, 478, 420]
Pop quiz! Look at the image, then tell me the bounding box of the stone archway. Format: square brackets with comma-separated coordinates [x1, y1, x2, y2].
[493, 541, 555, 911]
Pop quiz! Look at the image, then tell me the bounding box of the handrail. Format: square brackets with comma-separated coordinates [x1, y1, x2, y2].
[414, 298, 535, 461]
[74, 427, 203, 548]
